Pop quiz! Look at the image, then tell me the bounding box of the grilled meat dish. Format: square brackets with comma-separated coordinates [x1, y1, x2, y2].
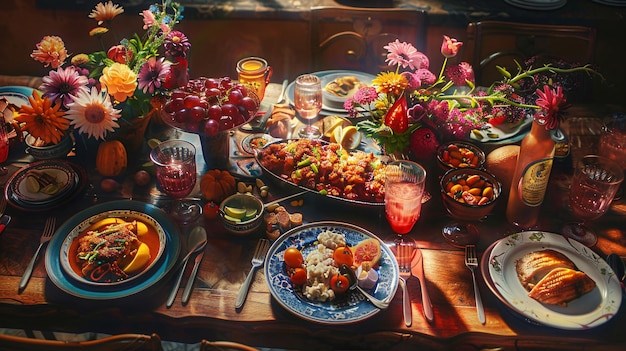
[515, 249, 596, 306]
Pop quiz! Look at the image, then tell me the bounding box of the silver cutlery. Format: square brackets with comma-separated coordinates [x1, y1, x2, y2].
[465, 244, 485, 324]
[396, 244, 414, 327]
[19, 217, 56, 292]
[340, 264, 391, 310]
[166, 227, 207, 308]
[181, 227, 207, 305]
[235, 238, 270, 309]
[411, 247, 434, 322]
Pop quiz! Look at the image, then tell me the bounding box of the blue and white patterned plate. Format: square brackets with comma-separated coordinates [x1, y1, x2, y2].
[488, 231, 621, 329]
[264, 221, 399, 325]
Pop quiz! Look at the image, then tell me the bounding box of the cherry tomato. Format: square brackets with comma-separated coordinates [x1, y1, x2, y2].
[283, 247, 304, 268]
[288, 267, 307, 285]
[333, 246, 354, 267]
[330, 273, 350, 294]
[203, 201, 219, 220]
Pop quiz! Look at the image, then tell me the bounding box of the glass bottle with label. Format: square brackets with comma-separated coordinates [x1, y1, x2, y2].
[506, 119, 555, 229]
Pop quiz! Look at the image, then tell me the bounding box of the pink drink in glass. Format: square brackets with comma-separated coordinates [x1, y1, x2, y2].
[150, 140, 197, 199]
[569, 155, 623, 221]
[385, 182, 425, 234]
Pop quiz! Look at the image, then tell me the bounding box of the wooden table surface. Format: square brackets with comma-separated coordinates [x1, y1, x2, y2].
[0, 83, 624, 350]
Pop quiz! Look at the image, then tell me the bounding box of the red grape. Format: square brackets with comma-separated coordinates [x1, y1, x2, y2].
[207, 105, 222, 121]
[202, 118, 219, 137]
[184, 95, 202, 109]
[189, 106, 206, 123]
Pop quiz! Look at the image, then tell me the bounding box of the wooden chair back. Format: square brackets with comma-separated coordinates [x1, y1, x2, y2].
[0, 333, 163, 351]
[200, 340, 260, 351]
[310, 6, 426, 74]
[464, 20, 597, 93]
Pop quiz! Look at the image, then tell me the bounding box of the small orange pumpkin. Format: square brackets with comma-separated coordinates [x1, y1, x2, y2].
[96, 140, 128, 176]
[200, 169, 236, 203]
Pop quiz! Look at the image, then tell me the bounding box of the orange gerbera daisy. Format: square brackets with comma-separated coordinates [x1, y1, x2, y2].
[16, 91, 70, 145]
[30, 36, 67, 69]
[89, 1, 124, 25]
[372, 71, 408, 97]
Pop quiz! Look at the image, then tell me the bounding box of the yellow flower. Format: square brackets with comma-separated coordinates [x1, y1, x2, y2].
[15, 90, 70, 145]
[71, 54, 90, 66]
[89, 0, 124, 25]
[372, 71, 408, 97]
[89, 27, 109, 37]
[99, 63, 138, 102]
[30, 36, 67, 69]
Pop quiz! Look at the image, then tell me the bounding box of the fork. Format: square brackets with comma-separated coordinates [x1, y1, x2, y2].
[396, 244, 414, 327]
[19, 217, 56, 292]
[465, 244, 485, 324]
[235, 239, 270, 309]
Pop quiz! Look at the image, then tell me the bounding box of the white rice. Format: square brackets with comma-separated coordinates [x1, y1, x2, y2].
[303, 230, 346, 302]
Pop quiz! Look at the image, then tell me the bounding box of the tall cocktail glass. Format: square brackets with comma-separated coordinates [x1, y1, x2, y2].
[294, 74, 322, 139]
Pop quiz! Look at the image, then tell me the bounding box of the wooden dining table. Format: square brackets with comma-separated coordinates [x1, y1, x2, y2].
[0, 82, 624, 350]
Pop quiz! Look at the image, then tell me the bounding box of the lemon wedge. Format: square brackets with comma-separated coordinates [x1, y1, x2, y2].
[331, 125, 343, 144]
[224, 206, 247, 219]
[340, 126, 362, 150]
[123, 242, 151, 273]
[89, 217, 125, 231]
[323, 116, 351, 138]
[25, 176, 40, 193]
[244, 208, 258, 220]
[223, 214, 242, 223]
[135, 221, 149, 236]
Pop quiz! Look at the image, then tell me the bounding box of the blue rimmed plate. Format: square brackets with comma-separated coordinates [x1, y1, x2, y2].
[0, 86, 34, 111]
[487, 231, 622, 330]
[45, 200, 181, 300]
[264, 221, 399, 324]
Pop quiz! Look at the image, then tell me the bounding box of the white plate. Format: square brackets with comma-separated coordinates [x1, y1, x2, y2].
[264, 221, 399, 324]
[14, 162, 74, 202]
[488, 231, 621, 329]
[287, 70, 376, 115]
[469, 114, 532, 143]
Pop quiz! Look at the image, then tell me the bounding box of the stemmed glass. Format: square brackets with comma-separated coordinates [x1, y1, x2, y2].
[598, 114, 626, 200]
[562, 155, 624, 247]
[294, 74, 322, 139]
[150, 139, 201, 224]
[384, 161, 427, 253]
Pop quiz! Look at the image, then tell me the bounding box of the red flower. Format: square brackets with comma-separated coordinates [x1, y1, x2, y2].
[107, 45, 132, 64]
[440, 35, 463, 58]
[535, 86, 570, 130]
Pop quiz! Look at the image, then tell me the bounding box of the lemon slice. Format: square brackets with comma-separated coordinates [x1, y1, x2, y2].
[340, 126, 362, 150]
[331, 125, 343, 144]
[223, 214, 242, 223]
[123, 242, 151, 273]
[224, 206, 246, 219]
[25, 176, 40, 193]
[244, 208, 258, 220]
[323, 116, 350, 138]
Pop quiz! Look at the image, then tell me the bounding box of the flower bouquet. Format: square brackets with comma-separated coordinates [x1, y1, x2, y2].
[343, 36, 602, 160]
[15, 0, 191, 154]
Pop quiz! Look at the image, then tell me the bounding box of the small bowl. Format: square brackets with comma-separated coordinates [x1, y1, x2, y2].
[25, 133, 74, 160]
[219, 193, 264, 236]
[436, 140, 485, 172]
[440, 168, 501, 221]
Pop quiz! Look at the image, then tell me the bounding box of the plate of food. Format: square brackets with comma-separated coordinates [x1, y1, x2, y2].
[265, 221, 399, 324]
[11, 160, 75, 203]
[45, 200, 181, 300]
[468, 114, 532, 144]
[487, 231, 621, 329]
[59, 209, 167, 286]
[4, 160, 87, 212]
[256, 139, 386, 207]
[287, 70, 375, 115]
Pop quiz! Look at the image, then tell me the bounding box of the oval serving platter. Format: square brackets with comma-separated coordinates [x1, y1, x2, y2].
[255, 139, 386, 207]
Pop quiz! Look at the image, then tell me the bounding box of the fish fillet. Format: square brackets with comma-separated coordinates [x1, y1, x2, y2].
[516, 249, 577, 290]
[527, 267, 596, 306]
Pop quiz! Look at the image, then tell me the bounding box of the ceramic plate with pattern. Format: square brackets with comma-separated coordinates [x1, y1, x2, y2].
[265, 221, 399, 324]
[12, 160, 75, 203]
[488, 231, 621, 329]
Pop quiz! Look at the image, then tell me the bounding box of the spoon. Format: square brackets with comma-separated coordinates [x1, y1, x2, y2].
[166, 226, 208, 308]
[339, 264, 391, 310]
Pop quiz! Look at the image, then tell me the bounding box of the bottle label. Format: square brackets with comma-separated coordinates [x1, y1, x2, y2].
[520, 158, 553, 207]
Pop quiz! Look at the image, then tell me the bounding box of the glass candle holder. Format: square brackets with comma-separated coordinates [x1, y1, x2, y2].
[237, 57, 273, 101]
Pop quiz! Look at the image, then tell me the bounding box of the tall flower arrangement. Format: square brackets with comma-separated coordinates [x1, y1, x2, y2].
[16, 0, 190, 147]
[344, 36, 601, 160]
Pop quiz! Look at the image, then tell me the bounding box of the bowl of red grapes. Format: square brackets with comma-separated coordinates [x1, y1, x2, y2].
[163, 76, 260, 137]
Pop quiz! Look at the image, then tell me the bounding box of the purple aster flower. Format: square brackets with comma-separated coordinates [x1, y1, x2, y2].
[138, 57, 171, 94]
[39, 66, 89, 109]
[164, 30, 191, 58]
[445, 62, 475, 86]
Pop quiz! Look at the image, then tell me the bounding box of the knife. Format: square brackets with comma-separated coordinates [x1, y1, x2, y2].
[411, 248, 434, 322]
[181, 227, 207, 305]
[240, 79, 289, 132]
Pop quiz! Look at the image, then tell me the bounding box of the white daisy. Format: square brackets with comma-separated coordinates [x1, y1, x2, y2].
[66, 87, 121, 140]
